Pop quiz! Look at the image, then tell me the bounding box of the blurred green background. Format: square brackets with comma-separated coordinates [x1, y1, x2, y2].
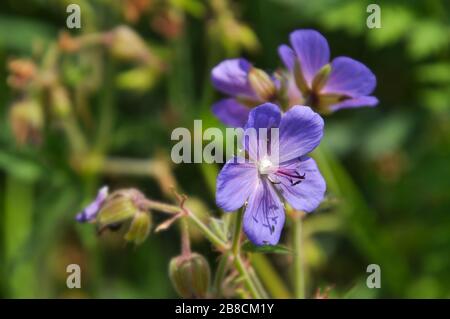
[0, 0, 449, 298]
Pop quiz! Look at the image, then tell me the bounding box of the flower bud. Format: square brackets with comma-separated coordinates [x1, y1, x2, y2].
[50, 85, 72, 119]
[106, 26, 151, 63]
[311, 63, 331, 93]
[169, 253, 211, 298]
[248, 67, 276, 101]
[96, 189, 146, 229]
[124, 211, 152, 245]
[7, 59, 36, 89]
[9, 99, 43, 145]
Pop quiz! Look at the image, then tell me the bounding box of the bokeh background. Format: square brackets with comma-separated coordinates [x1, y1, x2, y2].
[0, 0, 449, 298]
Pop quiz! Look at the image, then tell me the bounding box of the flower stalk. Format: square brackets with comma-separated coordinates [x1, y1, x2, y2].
[292, 214, 305, 299]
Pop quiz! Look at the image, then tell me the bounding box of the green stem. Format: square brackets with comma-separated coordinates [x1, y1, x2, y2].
[180, 218, 191, 257]
[60, 117, 88, 154]
[143, 199, 228, 250]
[233, 255, 261, 299]
[231, 210, 261, 299]
[248, 264, 269, 299]
[293, 216, 305, 299]
[231, 210, 243, 256]
[250, 254, 291, 298]
[213, 253, 229, 296]
[189, 211, 228, 251]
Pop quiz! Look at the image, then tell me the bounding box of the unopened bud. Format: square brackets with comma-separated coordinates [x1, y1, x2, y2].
[311, 64, 331, 93]
[7, 59, 36, 89]
[97, 189, 146, 229]
[248, 67, 276, 101]
[106, 26, 151, 63]
[9, 99, 43, 145]
[58, 32, 80, 52]
[169, 253, 211, 298]
[124, 211, 152, 245]
[50, 85, 71, 118]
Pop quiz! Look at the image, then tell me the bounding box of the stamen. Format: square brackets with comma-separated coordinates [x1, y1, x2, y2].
[276, 169, 306, 186]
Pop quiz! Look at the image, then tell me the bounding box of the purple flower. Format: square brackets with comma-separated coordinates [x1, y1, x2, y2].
[211, 58, 277, 127]
[75, 186, 109, 222]
[216, 103, 326, 245]
[279, 29, 378, 113]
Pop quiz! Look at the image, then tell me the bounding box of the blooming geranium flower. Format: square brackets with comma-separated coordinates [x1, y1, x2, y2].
[211, 58, 277, 127]
[75, 186, 109, 222]
[278, 29, 378, 114]
[216, 103, 326, 245]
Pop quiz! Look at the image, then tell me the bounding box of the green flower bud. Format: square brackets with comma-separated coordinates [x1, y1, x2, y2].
[124, 211, 152, 245]
[9, 99, 43, 145]
[311, 63, 331, 93]
[50, 85, 71, 119]
[248, 67, 276, 101]
[169, 253, 211, 298]
[107, 26, 151, 63]
[96, 189, 145, 229]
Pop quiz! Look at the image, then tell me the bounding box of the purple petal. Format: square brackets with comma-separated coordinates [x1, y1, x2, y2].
[76, 186, 109, 222]
[273, 157, 326, 212]
[243, 179, 285, 246]
[212, 98, 250, 128]
[211, 58, 256, 98]
[278, 44, 295, 71]
[290, 29, 330, 86]
[323, 57, 376, 97]
[216, 157, 259, 212]
[329, 96, 379, 112]
[278, 106, 324, 163]
[244, 103, 281, 161]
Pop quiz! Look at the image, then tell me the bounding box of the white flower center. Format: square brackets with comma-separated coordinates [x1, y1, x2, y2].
[258, 157, 274, 175]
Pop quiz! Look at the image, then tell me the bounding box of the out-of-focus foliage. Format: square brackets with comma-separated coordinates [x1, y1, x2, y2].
[0, 0, 449, 298]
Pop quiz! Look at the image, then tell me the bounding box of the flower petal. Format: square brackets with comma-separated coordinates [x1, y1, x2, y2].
[211, 58, 256, 98]
[216, 157, 258, 212]
[329, 96, 379, 112]
[243, 179, 285, 246]
[323, 57, 376, 97]
[212, 98, 250, 127]
[278, 106, 324, 163]
[244, 103, 282, 161]
[278, 44, 295, 71]
[273, 157, 326, 212]
[289, 29, 330, 85]
[76, 186, 109, 222]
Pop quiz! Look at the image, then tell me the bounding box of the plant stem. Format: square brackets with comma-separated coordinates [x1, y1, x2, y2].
[250, 254, 291, 298]
[248, 264, 269, 299]
[231, 210, 262, 299]
[144, 199, 228, 251]
[231, 210, 243, 256]
[188, 211, 228, 251]
[180, 218, 191, 257]
[213, 253, 230, 296]
[233, 255, 261, 299]
[293, 216, 305, 299]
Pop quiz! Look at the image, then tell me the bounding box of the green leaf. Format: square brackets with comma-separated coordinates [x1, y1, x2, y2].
[0, 151, 43, 182]
[242, 241, 292, 254]
[0, 15, 55, 52]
